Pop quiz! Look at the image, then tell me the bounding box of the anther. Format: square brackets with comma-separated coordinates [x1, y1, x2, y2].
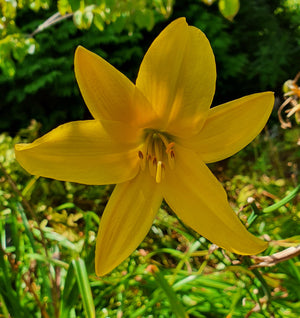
[166, 142, 175, 153]
[167, 150, 175, 170]
[140, 130, 176, 180]
[138, 150, 146, 171]
[149, 157, 156, 177]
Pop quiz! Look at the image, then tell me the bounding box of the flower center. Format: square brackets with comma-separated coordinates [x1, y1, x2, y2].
[138, 131, 175, 183]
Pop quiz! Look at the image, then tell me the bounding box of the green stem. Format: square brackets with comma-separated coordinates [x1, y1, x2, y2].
[263, 184, 300, 213]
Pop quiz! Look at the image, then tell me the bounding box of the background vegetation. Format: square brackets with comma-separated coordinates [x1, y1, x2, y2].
[0, 0, 300, 317]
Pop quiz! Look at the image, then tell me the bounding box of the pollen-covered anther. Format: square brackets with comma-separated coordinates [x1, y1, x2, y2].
[166, 142, 175, 153]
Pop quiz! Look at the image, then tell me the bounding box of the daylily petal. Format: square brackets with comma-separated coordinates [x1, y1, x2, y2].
[136, 18, 216, 137]
[15, 120, 140, 185]
[183, 92, 274, 163]
[161, 145, 267, 255]
[74, 46, 158, 127]
[95, 171, 163, 276]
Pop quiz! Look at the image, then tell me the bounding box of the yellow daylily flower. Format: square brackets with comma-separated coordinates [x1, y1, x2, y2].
[15, 18, 274, 276]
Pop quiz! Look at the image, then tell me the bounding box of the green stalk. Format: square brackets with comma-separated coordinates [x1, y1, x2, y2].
[263, 184, 300, 213]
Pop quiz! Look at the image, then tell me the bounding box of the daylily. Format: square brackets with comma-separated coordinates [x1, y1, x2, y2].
[15, 18, 274, 276]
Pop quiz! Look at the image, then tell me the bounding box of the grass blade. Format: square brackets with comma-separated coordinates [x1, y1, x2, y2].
[60, 262, 78, 318]
[72, 258, 95, 318]
[263, 184, 300, 213]
[152, 267, 188, 318]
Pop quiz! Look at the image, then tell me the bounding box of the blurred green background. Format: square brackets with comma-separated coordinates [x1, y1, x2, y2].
[1, 0, 300, 317]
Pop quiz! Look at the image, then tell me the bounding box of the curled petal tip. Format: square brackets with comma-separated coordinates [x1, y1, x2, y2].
[228, 237, 269, 256]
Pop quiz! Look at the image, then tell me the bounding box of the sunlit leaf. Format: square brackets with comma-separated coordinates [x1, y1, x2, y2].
[0, 55, 16, 77]
[218, 0, 240, 21]
[58, 0, 72, 15]
[134, 9, 155, 31]
[93, 12, 104, 31]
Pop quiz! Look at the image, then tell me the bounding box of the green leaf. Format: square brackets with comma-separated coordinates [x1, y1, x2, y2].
[2, 0, 17, 19]
[60, 262, 79, 318]
[56, 202, 76, 210]
[58, 0, 72, 15]
[263, 184, 300, 213]
[72, 258, 95, 318]
[134, 9, 155, 31]
[152, 268, 188, 318]
[68, 0, 81, 11]
[73, 8, 93, 29]
[73, 10, 83, 28]
[25, 253, 69, 268]
[93, 12, 104, 31]
[82, 9, 94, 29]
[0, 56, 16, 77]
[15, 202, 37, 252]
[42, 228, 82, 252]
[218, 0, 240, 21]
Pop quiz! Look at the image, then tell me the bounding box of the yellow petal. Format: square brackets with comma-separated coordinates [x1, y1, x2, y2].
[183, 92, 274, 163]
[95, 171, 163, 276]
[15, 120, 140, 185]
[161, 145, 267, 255]
[74, 46, 158, 127]
[136, 18, 216, 137]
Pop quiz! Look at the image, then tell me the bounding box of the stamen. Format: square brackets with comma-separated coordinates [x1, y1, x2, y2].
[144, 132, 153, 156]
[167, 149, 175, 170]
[156, 161, 163, 183]
[149, 157, 156, 177]
[138, 150, 146, 171]
[157, 132, 170, 148]
[139, 130, 176, 182]
[161, 162, 165, 180]
[154, 138, 162, 161]
[166, 142, 175, 153]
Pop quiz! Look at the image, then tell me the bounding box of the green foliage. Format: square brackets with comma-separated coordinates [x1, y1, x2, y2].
[0, 0, 172, 79]
[0, 0, 171, 132]
[218, 0, 240, 21]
